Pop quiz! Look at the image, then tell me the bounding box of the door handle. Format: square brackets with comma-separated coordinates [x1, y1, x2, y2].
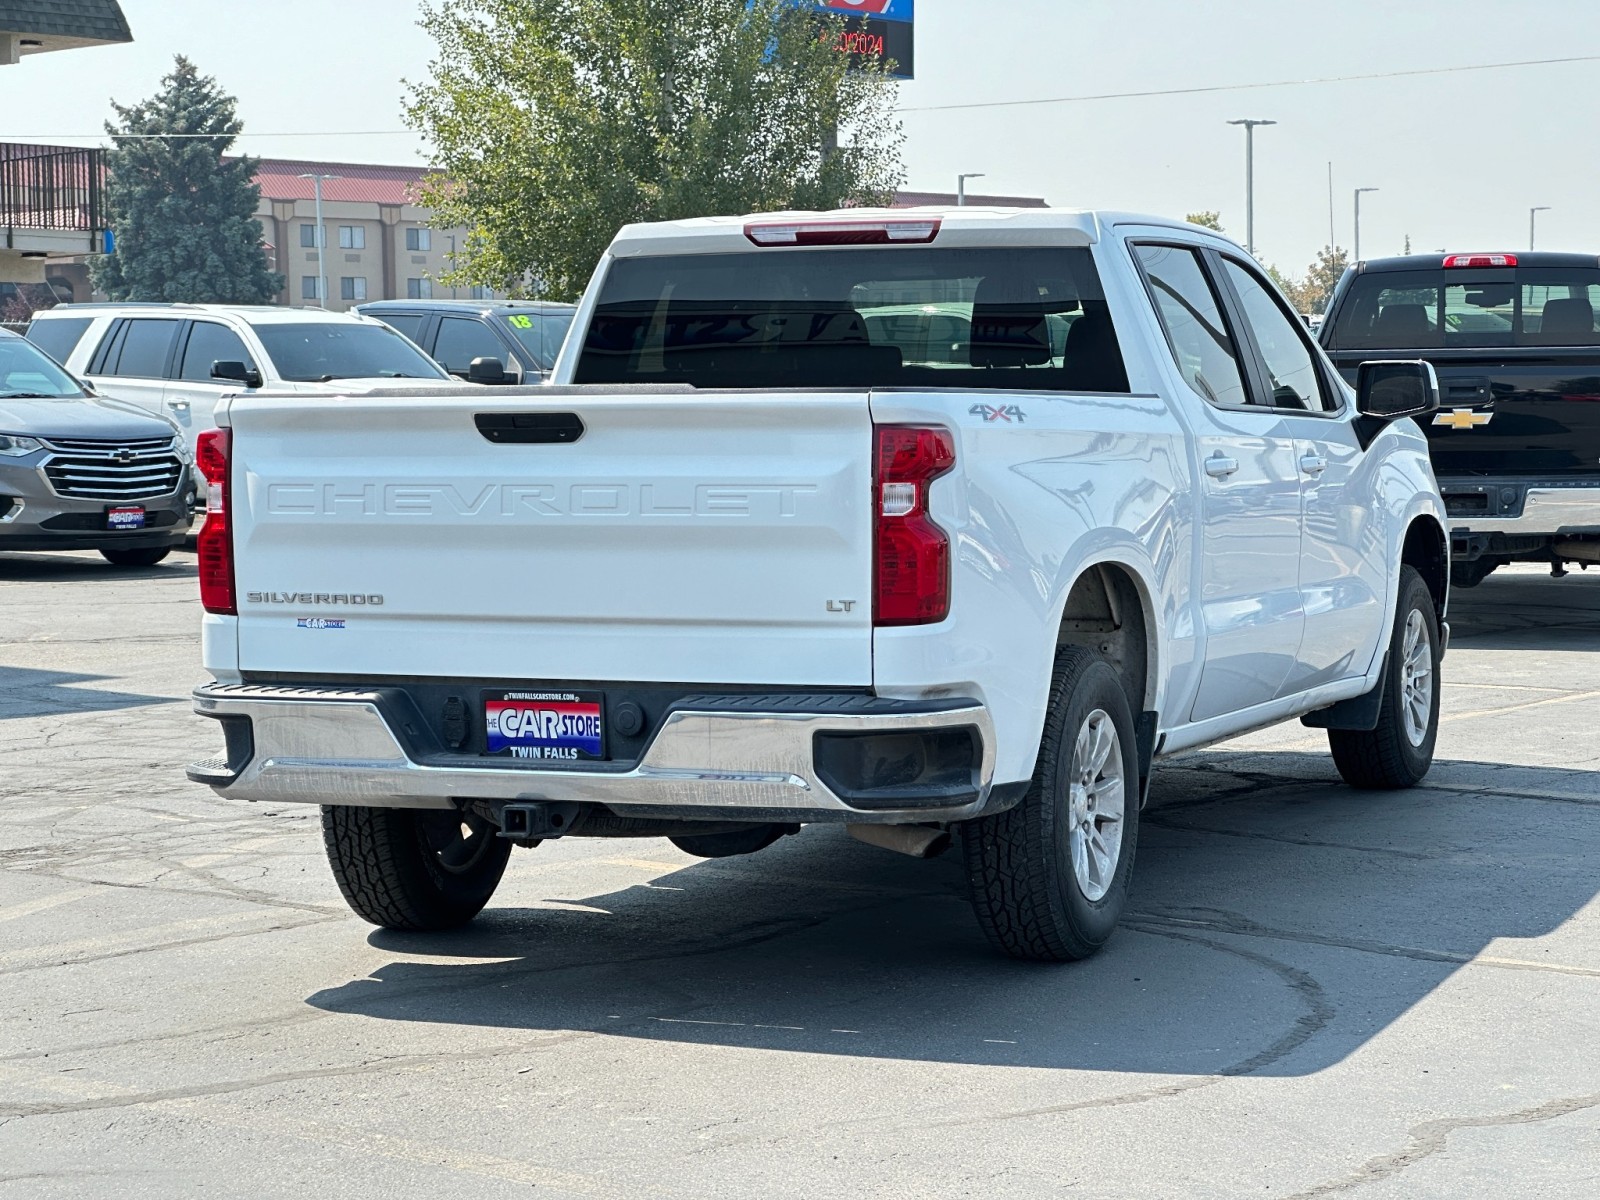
[166, 399, 190, 411]
[1204, 453, 1239, 479]
[1300, 453, 1328, 475]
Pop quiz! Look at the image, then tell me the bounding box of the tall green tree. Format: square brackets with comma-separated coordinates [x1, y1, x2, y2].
[405, 0, 906, 300]
[1185, 211, 1224, 232]
[92, 57, 281, 303]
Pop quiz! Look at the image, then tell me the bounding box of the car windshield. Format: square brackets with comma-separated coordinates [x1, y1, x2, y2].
[501, 311, 575, 371]
[1327, 267, 1600, 349]
[253, 323, 449, 382]
[0, 335, 83, 397]
[575, 247, 1130, 392]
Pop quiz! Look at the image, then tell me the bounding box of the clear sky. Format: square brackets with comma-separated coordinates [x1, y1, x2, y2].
[6, 0, 1596, 275]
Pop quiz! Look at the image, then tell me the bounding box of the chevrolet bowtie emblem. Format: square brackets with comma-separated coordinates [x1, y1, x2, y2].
[1434, 408, 1494, 430]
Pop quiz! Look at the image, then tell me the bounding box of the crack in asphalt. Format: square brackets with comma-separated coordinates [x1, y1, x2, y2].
[1281, 1092, 1600, 1198]
[1142, 814, 1437, 860]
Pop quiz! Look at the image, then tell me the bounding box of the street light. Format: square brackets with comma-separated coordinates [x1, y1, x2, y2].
[1227, 119, 1276, 255]
[956, 173, 985, 207]
[1353, 187, 1380, 262]
[1530, 206, 1552, 251]
[298, 172, 339, 307]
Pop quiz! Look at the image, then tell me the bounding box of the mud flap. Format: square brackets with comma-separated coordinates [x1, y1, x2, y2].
[1300, 653, 1390, 732]
[1135, 711, 1159, 806]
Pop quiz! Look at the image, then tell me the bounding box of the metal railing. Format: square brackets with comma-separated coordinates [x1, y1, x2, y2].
[0, 144, 104, 233]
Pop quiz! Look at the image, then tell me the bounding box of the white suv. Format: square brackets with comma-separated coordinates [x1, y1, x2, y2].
[26, 305, 455, 459]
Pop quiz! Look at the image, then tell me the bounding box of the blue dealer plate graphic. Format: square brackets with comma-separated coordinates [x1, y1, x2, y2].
[484, 691, 605, 761]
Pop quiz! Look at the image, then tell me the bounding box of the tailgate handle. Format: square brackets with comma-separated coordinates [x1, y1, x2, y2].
[474, 412, 585, 444]
[1444, 377, 1493, 404]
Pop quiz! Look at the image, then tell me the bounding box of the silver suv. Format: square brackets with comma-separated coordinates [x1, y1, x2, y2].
[0, 329, 191, 567]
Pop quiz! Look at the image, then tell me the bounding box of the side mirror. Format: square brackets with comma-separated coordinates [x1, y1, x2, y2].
[467, 356, 510, 385]
[1357, 360, 1439, 420]
[211, 360, 263, 389]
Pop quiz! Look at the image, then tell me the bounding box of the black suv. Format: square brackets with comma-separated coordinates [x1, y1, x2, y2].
[356, 299, 577, 385]
[1321, 252, 1600, 585]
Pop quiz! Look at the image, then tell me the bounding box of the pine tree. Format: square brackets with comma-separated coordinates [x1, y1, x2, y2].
[92, 57, 281, 303]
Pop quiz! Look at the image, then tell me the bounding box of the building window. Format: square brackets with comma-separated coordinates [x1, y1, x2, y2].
[406, 277, 433, 299]
[301, 275, 322, 301]
[338, 225, 365, 250]
[340, 276, 368, 302]
[299, 223, 324, 248]
[470, 285, 495, 300]
[406, 227, 432, 252]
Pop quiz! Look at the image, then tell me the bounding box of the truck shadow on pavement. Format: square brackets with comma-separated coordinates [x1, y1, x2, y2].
[306, 748, 1600, 1078]
[0, 666, 171, 720]
[0, 549, 194, 581]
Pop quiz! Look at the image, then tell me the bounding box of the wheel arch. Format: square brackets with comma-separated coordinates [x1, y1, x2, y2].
[1054, 560, 1158, 716]
[1402, 513, 1449, 621]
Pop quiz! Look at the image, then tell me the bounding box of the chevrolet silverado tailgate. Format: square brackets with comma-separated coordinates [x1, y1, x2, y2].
[226, 389, 874, 685]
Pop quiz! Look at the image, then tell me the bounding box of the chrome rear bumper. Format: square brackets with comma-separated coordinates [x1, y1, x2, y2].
[188, 683, 999, 824]
[1449, 486, 1600, 536]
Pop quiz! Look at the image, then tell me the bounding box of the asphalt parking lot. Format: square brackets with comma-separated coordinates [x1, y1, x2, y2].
[1, 551, 1597, 1199]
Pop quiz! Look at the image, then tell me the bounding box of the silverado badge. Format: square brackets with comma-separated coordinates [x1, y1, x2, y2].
[1434, 409, 1494, 430]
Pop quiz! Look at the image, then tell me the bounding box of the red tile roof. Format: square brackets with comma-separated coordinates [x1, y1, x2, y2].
[250, 158, 435, 206]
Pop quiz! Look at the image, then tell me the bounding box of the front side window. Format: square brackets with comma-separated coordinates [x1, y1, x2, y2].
[1135, 244, 1249, 408]
[180, 322, 254, 382]
[253, 323, 448, 382]
[1222, 258, 1332, 412]
[107, 319, 180, 379]
[576, 247, 1129, 392]
[338, 225, 365, 250]
[433, 316, 506, 375]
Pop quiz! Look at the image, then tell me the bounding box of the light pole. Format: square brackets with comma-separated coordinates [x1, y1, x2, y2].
[956, 173, 985, 207]
[298, 172, 338, 307]
[1530, 206, 1552, 251]
[1227, 118, 1276, 256]
[1353, 187, 1379, 262]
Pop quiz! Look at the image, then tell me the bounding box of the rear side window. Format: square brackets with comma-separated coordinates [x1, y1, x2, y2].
[24, 316, 91, 364]
[179, 322, 254, 381]
[1135, 244, 1250, 408]
[105, 318, 181, 378]
[1328, 268, 1600, 349]
[1221, 258, 1333, 412]
[576, 247, 1129, 392]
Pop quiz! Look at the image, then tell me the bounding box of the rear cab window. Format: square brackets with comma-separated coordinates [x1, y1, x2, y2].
[575, 247, 1130, 392]
[1328, 266, 1600, 349]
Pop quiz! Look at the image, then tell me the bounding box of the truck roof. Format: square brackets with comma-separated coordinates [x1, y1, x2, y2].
[1354, 251, 1600, 273]
[607, 207, 1216, 257]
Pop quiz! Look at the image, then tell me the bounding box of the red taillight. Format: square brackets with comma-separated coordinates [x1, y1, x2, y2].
[195, 428, 235, 615]
[1443, 253, 1517, 268]
[745, 219, 941, 247]
[874, 425, 955, 626]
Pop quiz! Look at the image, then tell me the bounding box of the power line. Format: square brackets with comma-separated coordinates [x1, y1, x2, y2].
[898, 53, 1600, 113]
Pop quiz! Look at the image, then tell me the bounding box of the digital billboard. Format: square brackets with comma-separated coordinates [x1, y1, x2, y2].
[816, 0, 913, 79]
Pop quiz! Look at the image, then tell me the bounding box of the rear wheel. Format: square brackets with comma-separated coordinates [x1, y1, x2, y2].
[1329, 566, 1441, 790]
[961, 647, 1140, 962]
[321, 805, 510, 930]
[100, 546, 171, 568]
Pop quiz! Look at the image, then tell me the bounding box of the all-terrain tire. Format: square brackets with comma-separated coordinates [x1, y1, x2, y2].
[961, 647, 1140, 962]
[100, 546, 171, 568]
[321, 805, 511, 931]
[1329, 566, 1441, 790]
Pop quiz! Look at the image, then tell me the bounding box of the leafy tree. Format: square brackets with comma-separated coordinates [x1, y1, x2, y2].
[1185, 211, 1224, 232]
[1300, 245, 1350, 314]
[92, 57, 280, 303]
[406, 0, 906, 300]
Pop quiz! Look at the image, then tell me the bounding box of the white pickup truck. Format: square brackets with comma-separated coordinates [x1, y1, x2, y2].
[187, 208, 1450, 962]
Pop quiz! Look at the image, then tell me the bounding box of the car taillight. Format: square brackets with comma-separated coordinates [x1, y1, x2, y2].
[1443, 253, 1517, 268]
[874, 425, 955, 626]
[195, 428, 234, 615]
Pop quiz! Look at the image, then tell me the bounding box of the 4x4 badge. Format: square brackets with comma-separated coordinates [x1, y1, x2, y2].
[1434, 409, 1494, 430]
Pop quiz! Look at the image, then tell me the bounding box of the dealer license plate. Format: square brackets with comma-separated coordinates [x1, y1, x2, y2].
[484, 691, 605, 761]
[106, 505, 145, 530]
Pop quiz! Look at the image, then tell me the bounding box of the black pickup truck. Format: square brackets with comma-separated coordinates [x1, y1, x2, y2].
[1321, 252, 1600, 585]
